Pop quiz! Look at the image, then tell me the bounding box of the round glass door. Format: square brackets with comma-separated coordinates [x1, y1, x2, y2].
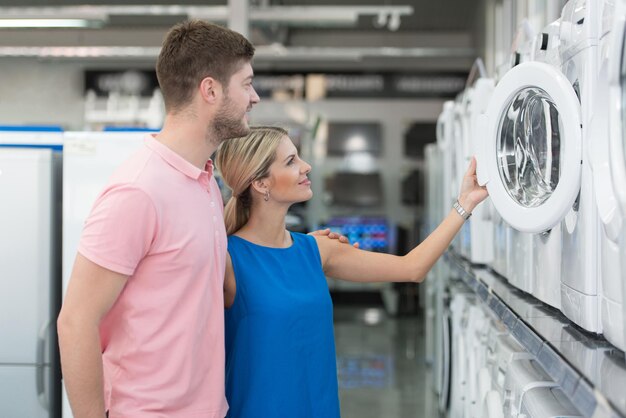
[479, 61, 582, 233]
[497, 87, 562, 208]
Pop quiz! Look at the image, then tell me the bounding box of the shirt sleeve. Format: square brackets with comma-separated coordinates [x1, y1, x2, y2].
[78, 184, 158, 276]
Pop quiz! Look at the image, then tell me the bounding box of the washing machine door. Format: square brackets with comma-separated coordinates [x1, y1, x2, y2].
[477, 61, 582, 233]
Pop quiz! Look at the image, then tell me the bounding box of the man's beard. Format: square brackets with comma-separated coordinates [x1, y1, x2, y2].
[211, 95, 250, 145]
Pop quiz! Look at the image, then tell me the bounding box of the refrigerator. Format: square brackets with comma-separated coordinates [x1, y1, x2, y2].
[61, 130, 151, 418]
[0, 127, 63, 418]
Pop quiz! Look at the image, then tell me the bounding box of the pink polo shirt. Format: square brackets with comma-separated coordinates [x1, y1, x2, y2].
[78, 136, 228, 418]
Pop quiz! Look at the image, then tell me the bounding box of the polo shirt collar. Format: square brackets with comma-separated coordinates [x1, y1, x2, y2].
[145, 135, 213, 180]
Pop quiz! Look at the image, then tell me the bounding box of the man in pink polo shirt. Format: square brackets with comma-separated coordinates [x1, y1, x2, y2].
[58, 21, 260, 418]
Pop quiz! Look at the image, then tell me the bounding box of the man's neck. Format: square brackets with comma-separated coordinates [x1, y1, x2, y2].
[156, 113, 218, 170]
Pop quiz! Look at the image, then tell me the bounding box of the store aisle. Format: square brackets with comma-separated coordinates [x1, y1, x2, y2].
[334, 306, 440, 418]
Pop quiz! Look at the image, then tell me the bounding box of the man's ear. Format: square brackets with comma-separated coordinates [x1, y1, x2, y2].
[199, 77, 221, 104]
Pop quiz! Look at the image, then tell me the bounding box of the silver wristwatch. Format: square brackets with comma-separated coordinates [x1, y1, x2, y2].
[453, 200, 471, 221]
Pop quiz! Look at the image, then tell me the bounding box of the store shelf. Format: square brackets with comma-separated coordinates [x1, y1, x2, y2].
[445, 251, 626, 418]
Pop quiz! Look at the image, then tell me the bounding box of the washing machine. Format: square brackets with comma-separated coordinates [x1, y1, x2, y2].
[424, 144, 444, 370]
[502, 358, 558, 417]
[484, 389, 505, 418]
[490, 207, 510, 279]
[463, 303, 492, 418]
[437, 100, 457, 223]
[589, 0, 624, 350]
[424, 145, 452, 399]
[489, 20, 537, 282]
[477, 366, 494, 418]
[476, 1, 605, 333]
[449, 291, 474, 418]
[61, 130, 151, 418]
[502, 21, 542, 296]
[451, 94, 470, 253]
[460, 75, 496, 266]
[558, 0, 604, 334]
[483, 319, 511, 418]
[487, 330, 529, 392]
[528, 19, 566, 311]
[488, 333, 533, 418]
[607, 0, 626, 352]
[519, 387, 583, 417]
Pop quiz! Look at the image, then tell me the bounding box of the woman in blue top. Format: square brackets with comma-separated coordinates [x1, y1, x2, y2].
[215, 126, 488, 418]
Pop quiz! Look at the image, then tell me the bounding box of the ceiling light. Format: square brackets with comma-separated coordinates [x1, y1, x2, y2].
[0, 5, 413, 29]
[0, 19, 103, 28]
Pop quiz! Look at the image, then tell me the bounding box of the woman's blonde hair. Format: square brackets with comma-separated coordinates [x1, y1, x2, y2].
[215, 126, 288, 235]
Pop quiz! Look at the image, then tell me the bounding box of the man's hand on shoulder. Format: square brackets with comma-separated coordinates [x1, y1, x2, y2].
[308, 228, 360, 248]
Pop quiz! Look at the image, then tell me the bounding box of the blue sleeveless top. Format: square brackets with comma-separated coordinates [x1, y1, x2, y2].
[225, 232, 340, 418]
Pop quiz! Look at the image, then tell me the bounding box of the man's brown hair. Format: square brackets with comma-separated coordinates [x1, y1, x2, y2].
[156, 20, 255, 112]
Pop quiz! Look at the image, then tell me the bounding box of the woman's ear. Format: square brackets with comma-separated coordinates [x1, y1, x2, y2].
[250, 178, 269, 196]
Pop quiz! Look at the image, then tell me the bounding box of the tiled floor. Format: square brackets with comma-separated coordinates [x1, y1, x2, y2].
[334, 306, 440, 418]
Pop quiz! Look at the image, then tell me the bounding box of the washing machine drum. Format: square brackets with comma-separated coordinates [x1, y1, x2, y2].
[478, 61, 582, 233]
[497, 86, 563, 207]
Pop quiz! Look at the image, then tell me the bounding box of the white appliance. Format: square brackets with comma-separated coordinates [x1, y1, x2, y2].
[477, 366, 494, 418]
[61, 130, 149, 418]
[490, 206, 510, 278]
[558, 0, 604, 334]
[485, 332, 532, 418]
[460, 69, 496, 266]
[489, 21, 536, 282]
[482, 318, 509, 418]
[484, 389, 505, 418]
[519, 387, 582, 417]
[424, 144, 444, 373]
[490, 334, 533, 397]
[529, 19, 565, 310]
[589, 0, 624, 350]
[437, 100, 457, 222]
[608, 0, 626, 351]
[477, 1, 605, 334]
[501, 358, 557, 417]
[463, 303, 492, 418]
[496, 21, 543, 294]
[449, 292, 473, 418]
[0, 128, 63, 418]
[507, 21, 540, 297]
[451, 95, 469, 252]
